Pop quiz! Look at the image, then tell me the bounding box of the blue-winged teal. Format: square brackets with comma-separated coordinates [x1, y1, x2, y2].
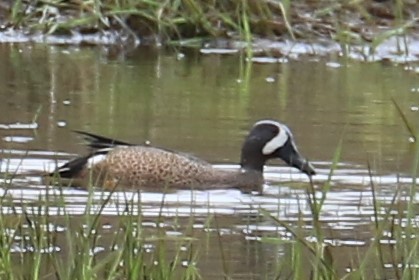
[51, 120, 315, 193]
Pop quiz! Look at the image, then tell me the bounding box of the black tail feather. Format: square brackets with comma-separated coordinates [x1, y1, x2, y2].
[50, 147, 113, 178]
[74, 130, 132, 150]
[50, 155, 90, 178]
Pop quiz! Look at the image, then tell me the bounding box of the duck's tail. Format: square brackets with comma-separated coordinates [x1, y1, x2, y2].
[2, 156, 90, 180]
[50, 146, 116, 179]
[74, 130, 132, 150]
[49, 154, 91, 178]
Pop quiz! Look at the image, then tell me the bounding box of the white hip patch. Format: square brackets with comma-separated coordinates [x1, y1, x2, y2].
[87, 154, 107, 168]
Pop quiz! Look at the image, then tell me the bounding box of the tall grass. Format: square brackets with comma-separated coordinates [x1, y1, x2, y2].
[260, 169, 418, 278]
[0, 179, 202, 280]
[2, 0, 415, 49]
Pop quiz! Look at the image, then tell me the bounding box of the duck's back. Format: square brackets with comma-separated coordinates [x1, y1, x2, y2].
[87, 146, 218, 189]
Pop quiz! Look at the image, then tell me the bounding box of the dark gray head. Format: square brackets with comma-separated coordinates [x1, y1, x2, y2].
[240, 120, 316, 176]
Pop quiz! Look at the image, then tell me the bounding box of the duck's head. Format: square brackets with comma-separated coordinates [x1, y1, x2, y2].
[240, 120, 316, 176]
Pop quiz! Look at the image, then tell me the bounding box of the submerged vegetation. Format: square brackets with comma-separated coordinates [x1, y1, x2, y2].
[0, 0, 418, 51]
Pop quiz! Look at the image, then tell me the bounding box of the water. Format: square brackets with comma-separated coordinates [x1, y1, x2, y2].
[0, 44, 418, 278]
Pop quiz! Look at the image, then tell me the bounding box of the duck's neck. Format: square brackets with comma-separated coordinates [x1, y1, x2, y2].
[234, 168, 264, 194]
[240, 155, 265, 173]
[240, 138, 267, 173]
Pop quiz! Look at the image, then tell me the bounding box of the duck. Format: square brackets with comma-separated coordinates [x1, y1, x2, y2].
[50, 120, 316, 193]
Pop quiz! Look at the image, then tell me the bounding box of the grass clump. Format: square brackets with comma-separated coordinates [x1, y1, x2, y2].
[0, 183, 201, 280]
[0, 0, 417, 48]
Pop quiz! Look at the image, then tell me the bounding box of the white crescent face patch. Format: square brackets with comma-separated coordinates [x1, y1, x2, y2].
[254, 120, 292, 155]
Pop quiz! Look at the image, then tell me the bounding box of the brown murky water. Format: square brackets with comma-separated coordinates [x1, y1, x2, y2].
[0, 43, 418, 279]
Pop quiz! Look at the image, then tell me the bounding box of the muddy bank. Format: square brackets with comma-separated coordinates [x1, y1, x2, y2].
[0, 0, 418, 61]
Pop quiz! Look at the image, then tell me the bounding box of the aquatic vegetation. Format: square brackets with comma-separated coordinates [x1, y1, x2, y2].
[0, 184, 202, 280]
[0, 0, 416, 52]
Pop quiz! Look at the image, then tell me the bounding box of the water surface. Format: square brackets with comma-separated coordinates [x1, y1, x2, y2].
[0, 44, 418, 278]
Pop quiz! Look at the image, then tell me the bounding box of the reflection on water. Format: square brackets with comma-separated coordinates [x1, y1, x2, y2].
[0, 44, 418, 278]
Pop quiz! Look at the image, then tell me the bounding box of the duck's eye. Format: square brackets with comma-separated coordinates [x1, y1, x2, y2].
[269, 127, 279, 137]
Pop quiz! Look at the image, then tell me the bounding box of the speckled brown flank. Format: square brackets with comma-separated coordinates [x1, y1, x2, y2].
[76, 146, 263, 192]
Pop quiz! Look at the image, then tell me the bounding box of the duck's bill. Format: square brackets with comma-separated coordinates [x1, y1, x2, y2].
[293, 157, 316, 176]
[288, 153, 316, 176]
[277, 142, 316, 176]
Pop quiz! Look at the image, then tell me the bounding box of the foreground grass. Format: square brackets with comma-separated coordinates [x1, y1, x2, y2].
[0, 186, 201, 280]
[0, 166, 418, 279]
[0, 0, 417, 49]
